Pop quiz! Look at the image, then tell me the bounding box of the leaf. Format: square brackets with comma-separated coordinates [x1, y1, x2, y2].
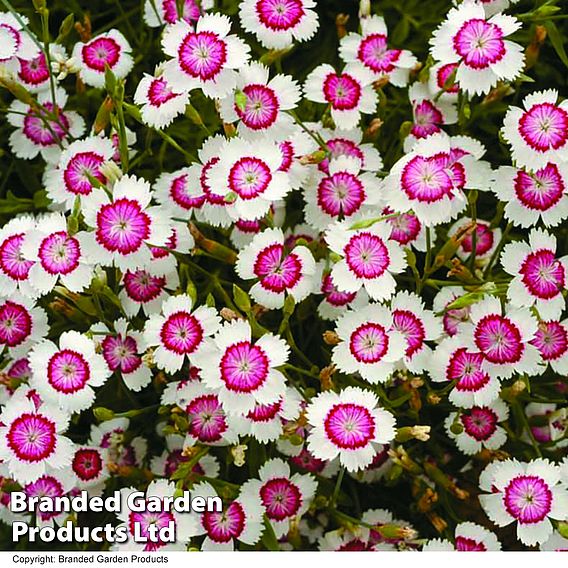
[545, 21, 568, 69]
[233, 284, 251, 312]
[260, 517, 280, 551]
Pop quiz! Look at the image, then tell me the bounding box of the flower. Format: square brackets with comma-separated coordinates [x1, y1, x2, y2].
[306, 386, 396, 472]
[0, 293, 48, 359]
[194, 320, 289, 415]
[7, 87, 85, 164]
[332, 304, 406, 384]
[430, 335, 501, 408]
[23, 471, 76, 527]
[239, 0, 319, 50]
[404, 82, 457, 151]
[384, 133, 492, 227]
[502, 90, 568, 171]
[304, 64, 377, 129]
[143, 294, 221, 374]
[162, 14, 250, 98]
[80, 174, 172, 271]
[0, 12, 40, 64]
[153, 166, 207, 219]
[143, 0, 202, 27]
[339, 14, 418, 87]
[530, 319, 568, 376]
[390, 290, 443, 373]
[134, 68, 189, 129]
[114, 480, 198, 551]
[29, 330, 112, 414]
[445, 398, 509, 455]
[448, 217, 501, 264]
[303, 156, 383, 231]
[92, 318, 152, 392]
[44, 136, 116, 210]
[17, 44, 67, 93]
[71, 445, 110, 489]
[205, 137, 291, 221]
[500, 228, 568, 320]
[236, 227, 316, 309]
[0, 215, 38, 298]
[242, 458, 317, 538]
[218, 62, 300, 141]
[433, 285, 471, 337]
[423, 521, 501, 551]
[324, 221, 406, 302]
[429, 1, 524, 96]
[176, 380, 241, 447]
[479, 458, 568, 546]
[461, 296, 542, 380]
[21, 213, 94, 294]
[186, 481, 265, 550]
[0, 394, 73, 484]
[73, 29, 133, 88]
[491, 161, 568, 228]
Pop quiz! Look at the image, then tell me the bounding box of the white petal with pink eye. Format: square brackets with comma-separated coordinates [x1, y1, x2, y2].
[503, 90, 568, 170]
[239, 0, 319, 50]
[72, 29, 133, 88]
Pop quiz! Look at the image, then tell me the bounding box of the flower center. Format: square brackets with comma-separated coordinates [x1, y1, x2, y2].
[324, 402, 375, 449]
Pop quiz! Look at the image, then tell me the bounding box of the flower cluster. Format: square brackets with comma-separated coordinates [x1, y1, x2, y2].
[0, 0, 567, 553]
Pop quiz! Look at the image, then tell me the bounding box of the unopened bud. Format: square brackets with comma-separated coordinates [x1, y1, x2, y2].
[323, 330, 340, 345]
[231, 444, 247, 467]
[220, 307, 241, 321]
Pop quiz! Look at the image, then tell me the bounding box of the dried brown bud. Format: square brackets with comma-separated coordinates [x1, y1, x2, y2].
[323, 330, 340, 345]
[335, 14, 349, 39]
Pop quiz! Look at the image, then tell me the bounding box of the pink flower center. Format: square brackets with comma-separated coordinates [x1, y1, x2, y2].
[401, 155, 454, 203]
[82, 37, 121, 72]
[129, 508, 175, 551]
[503, 475, 552, 524]
[202, 501, 245, 542]
[317, 171, 365, 217]
[102, 334, 141, 373]
[169, 173, 206, 210]
[460, 224, 494, 256]
[260, 477, 302, 520]
[96, 198, 151, 255]
[0, 301, 32, 347]
[220, 341, 269, 392]
[323, 73, 361, 111]
[236, 84, 279, 130]
[160, 311, 203, 355]
[520, 249, 565, 300]
[321, 273, 357, 307]
[47, 349, 91, 394]
[436, 63, 459, 93]
[123, 270, 166, 303]
[7, 413, 56, 462]
[147, 76, 179, 107]
[318, 138, 365, 174]
[514, 163, 565, 211]
[18, 52, 49, 85]
[22, 103, 70, 147]
[453, 18, 505, 69]
[392, 309, 425, 358]
[63, 151, 107, 196]
[24, 475, 64, 521]
[255, 0, 305, 30]
[357, 33, 401, 74]
[253, 243, 302, 292]
[388, 211, 422, 246]
[72, 448, 103, 481]
[518, 103, 568, 152]
[531, 321, 568, 361]
[38, 231, 81, 275]
[178, 31, 227, 81]
[349, 322, 389, 364]
[229, 156, 273, 199]
[162, 0, 201, 24]
[324, 402, 375, 449]
[474, 315, 523, 364]
[443, 306, 471, 337]
[447, 347, 490, 392]
[246, 399, 282, 422]
[411, 100, 443, 139]
[186, 394, 228, 442]
[344, 232, 390, 279]
[460, 406, 498, 441]
[455, 536, 486, 551]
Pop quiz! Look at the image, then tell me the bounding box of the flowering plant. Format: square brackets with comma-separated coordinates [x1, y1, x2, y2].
[0, 0, 567, 553]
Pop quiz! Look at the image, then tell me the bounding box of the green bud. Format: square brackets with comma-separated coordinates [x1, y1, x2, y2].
[233, 284, 251, 312]
[57, 14, 75, 42]
[93, 407, 115, 422]
[234, 90, 247, 112]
